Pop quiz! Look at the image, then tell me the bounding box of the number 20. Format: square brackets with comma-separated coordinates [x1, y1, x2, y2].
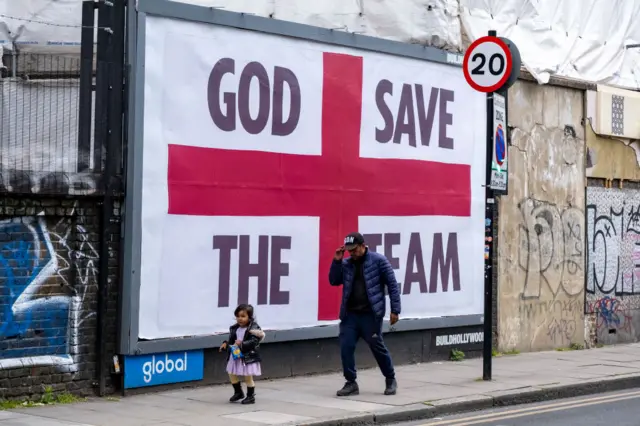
[471, 53, 505, 76]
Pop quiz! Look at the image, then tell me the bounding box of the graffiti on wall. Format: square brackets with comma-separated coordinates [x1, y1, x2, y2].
[586, 187, 640, 341]
[517, 297, 583, 346]
[546, 317, 577, 345]
[511, 198, 585, 349]
[518, 198, 584, 299]
[586, 296, 633, 334]
[0, 215, 97, 370]
[586, 189, 640, 295]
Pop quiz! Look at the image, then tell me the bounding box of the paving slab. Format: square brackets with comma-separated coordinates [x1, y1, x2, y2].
[223, 411, 314, 425]
[0, 410, 93, 425]
[5, 343, 640, 425]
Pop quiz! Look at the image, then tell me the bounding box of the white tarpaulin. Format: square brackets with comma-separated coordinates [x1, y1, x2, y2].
[459, 0, 640, 90]
[1, 1, 637, 83]
[0, 0, 83, 53]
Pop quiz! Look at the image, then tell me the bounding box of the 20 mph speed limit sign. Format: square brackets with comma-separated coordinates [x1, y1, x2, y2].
[463, 36, 513, 93]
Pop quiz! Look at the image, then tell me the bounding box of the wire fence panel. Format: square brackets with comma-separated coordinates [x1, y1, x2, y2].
[0, 53, 100, 196]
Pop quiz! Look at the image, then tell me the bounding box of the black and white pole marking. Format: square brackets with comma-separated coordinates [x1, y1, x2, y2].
[463, 36, 513, 93]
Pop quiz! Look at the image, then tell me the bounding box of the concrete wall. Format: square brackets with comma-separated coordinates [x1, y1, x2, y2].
[582, 84, 640, 346]
[585, 183, 640, 345]
[586, 124, 640, 180]
[497, 81, 586, 352]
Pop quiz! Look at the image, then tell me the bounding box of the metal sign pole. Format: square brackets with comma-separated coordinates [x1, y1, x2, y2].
[482, 29, 497, 382]
[454, 25, 521, 383]
[482, 99, 495, 380]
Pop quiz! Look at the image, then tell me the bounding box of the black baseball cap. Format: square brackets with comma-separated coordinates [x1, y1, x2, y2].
[344, 232, 365, 250]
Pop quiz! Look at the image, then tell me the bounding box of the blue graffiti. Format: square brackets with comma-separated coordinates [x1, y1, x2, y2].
[596, 296, 621, 328]
[0, 218, 71, 360]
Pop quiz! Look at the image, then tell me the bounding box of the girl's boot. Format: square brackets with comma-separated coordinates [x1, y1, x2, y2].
[242, 387, 255, 404]
[229, 383, 244, 402]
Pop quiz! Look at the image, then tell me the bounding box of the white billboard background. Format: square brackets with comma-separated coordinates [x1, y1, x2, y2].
[156, 217, 320, 335]
[138, 15, 485, 339]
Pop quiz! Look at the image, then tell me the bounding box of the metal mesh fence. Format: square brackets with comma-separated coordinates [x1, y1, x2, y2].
[0, 53, 99, 195]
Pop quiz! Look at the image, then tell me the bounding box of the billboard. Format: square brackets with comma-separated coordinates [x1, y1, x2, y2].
[134, 12, 486, 340]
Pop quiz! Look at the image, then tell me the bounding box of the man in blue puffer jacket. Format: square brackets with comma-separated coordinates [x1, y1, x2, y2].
[329, 232, 401, 397]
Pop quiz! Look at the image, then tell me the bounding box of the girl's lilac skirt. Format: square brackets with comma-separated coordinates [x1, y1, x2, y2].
[227, 358, 262, 377]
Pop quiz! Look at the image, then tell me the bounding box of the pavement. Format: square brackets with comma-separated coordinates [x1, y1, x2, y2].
[4, 343, 640, 426]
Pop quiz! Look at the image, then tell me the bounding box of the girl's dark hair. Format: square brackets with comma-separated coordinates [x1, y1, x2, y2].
[234, 303, 254, 320]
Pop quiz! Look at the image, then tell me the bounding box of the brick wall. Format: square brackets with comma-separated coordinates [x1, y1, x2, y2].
[0, 196, 120, 399]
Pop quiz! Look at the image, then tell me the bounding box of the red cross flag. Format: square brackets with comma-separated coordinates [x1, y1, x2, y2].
[137, 17, 486, 338]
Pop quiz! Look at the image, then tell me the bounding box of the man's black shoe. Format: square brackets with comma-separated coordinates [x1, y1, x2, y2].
[384, 378, 397, 395]
[337, 381, 359, 397]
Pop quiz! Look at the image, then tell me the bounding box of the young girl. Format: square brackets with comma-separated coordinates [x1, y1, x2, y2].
[219, 304, 265, 404]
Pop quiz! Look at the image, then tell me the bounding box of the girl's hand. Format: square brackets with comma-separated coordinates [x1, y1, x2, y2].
[219, 342, 227, 352]
[249, 329, 265, 339]
[234, 340, 242, 346]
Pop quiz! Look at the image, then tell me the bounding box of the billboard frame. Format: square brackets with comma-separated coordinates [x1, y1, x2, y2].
[119, 0, 482, 355]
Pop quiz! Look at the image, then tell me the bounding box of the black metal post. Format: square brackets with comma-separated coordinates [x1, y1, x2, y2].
[93, 1, 112, 173]
[482, 29, 497, 382]
[95, 0, 126, 397]
[94, 0, 112, 396]
[108, 0, 126, 174]
[94, 0, 127, 396]
[482, 94, 494, 381]
[77, 1, 96, 172]
[116, 0, 136, 395]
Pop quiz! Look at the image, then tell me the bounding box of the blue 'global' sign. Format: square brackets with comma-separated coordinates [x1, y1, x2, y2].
[124, 350, 204, 389]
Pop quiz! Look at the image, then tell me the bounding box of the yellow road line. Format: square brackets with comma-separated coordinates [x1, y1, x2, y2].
[449, 393, 640, 425]
[420, 389, 640, 425]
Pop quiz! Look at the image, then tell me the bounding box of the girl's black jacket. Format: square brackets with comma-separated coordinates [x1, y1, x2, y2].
[223, 321, 263, 365]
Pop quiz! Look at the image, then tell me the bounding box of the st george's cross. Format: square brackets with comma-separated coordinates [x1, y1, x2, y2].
[165, 51, 472, 321]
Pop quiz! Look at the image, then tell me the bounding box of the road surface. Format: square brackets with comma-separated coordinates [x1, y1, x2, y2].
[398, 388, 640, 426]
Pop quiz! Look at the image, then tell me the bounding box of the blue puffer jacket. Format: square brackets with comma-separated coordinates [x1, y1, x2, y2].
[329, 249, 401, 320]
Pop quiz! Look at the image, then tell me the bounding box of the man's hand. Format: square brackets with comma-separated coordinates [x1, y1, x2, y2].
[390, 313, 399, 326]
[234, 340, 242, 346]
[219, 342, 228, 352]
[334, 246, 345, 261]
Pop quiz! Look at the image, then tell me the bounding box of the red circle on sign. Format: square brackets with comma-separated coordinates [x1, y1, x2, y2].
[463, 36, 513, 93]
